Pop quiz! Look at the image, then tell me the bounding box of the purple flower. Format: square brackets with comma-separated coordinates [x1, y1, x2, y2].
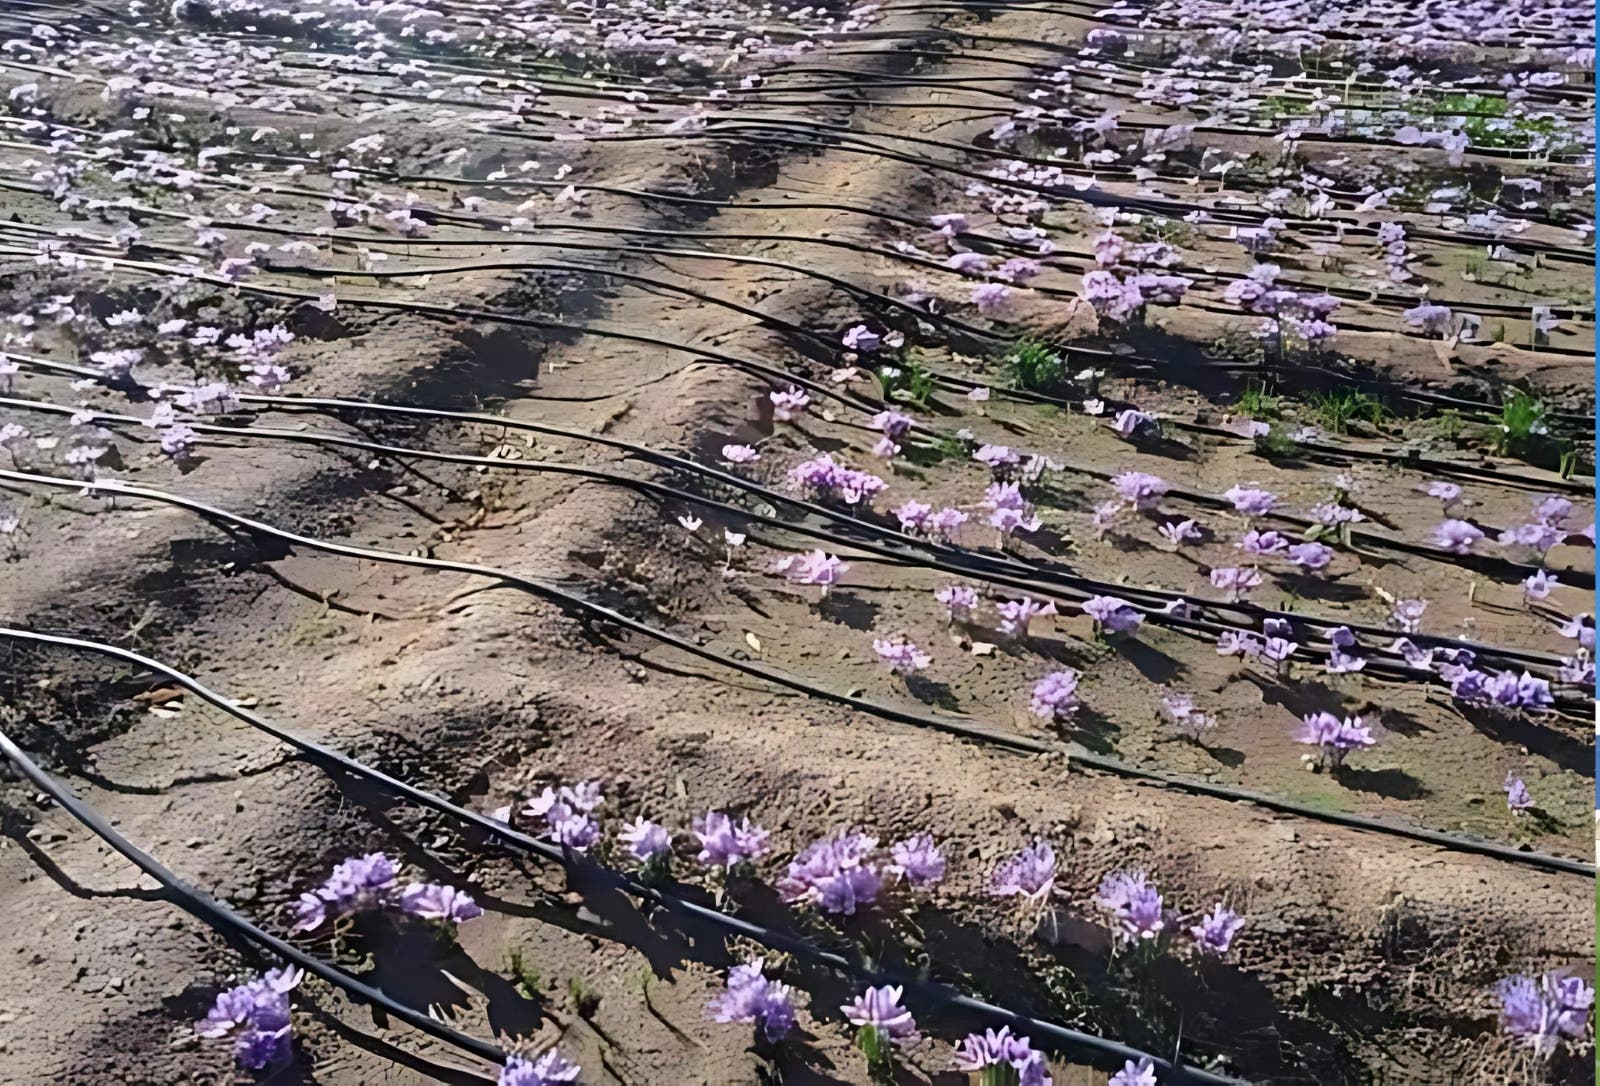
[843, 325, 882, 352]
[894, 500, 932, 533]
[1209, 566, 1262, 600]
[1095, 869, 1166, 944]
[1504, 773, 1535, 813]
[998, 596, 1058, 637]
[1523, 570, 1558, 602]
[1081, 595, 1142, 635]
[972, 282, 1013, 313]
[1159, 693, 1215, 741]
[1286, 541, 1333, 572]
[1402, 302, 1453, 336]
[770, 387, 811, 421]
[499, 1049, 581, 1086]
[778, 829, 882, 915]
[888, 834, 945, 891]
[1029, 670, 1081, 722]
[197, 966, 301, 1070]
[522, 782, 604, 854]
[974, 444, 1021, 471]
[953, 1026, 1051, 1085]
[870, 409, 914, 439]
[1216, 630, 1264, 658]
[398, 883, 483, 924]
[1262, 637, 1299, 667]
[874, 636, 931, 673]
[1309, 502, 1364, 527]
[1238, 529, 1290, 556]
[1432, 519, 1484, 554]
[990, 841, 1057, 910]
[842, 985, 918, 1051]
[1425, 481, 1463, 509]
[1392, 598, 1427, 633]
[772, 549, 848, 589]
[692, 811, 769, 869]
[983, 482, 1041, 535]
[1557, 613, 1595, 652]
[709, 959, 796, 1042]
[619, 817, 673, 865]
[1496, 971, 1594, 1056]
[935, 584, 979, 620]
[720, 443, 760, 465]
[1294, 712, 1376, 768]
[1531, 495, 1572, 528]
[927, 506, 969, 540]
[1158, 519, 1202, 548]
[1499, 522, 1564, 555]
[292, 853, 398, 931]
[1223, 485, 1278, 516]
[1111, 407, 1154, 437]
[1111, 471, 1169, 510]
[1189, 904, 1245, 956]
[1109, 1057, 1158, 1086]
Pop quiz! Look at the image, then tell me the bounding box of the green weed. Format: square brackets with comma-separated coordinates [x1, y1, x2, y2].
[1307, 389, 1388, 433]
[1496, 389, 1548, 454]
[1004, 337, 1068, 393]
[1237, 382, 1282, 420]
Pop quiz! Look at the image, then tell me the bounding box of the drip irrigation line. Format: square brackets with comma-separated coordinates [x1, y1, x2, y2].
[10, 389, 1585, 700]
[3, 357, 1584, 676]
[0, 724, 510, 1069]
[0, 627, 1250, 1084]
[0, 467, 1590, 871]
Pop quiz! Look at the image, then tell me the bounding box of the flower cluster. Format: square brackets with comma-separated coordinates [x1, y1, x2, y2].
[522, 780, 604, 851]
[772, 549, 848, 590]
[195, 966, 301, 1070]
[777, 829, 885, 914]
[291, 852, 482, 932]
[692, 810, 770, 870]
[1028, 670, 1082, 722]
[499, 1048, 581, 1086]
[785, 453, 888, 506]
[953, 1025, 1052, 1086]
[1094, 869, 1167, 944]
[708, 958, 796, 1042]
[1293, 712, 1377, 769]
[843, 984, 918, 1068]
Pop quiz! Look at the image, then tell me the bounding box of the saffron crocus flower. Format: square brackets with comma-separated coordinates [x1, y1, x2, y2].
[1189, 904, 1245, 956]
[1426, 480, 1463, 509]
[997, 596, 1057, 637]
[1095, 869, 1166, 945]
[1110, 407, 1153, 437]
[770, 387, 811, 421]
[721, 443, 760, 464]
[772, 549, 848, 590]
[1216, 630, 1264, 659]
[619, 817, 674, 869]
[1029, 670, 1081, 722]
[692, 811, 769, 869]
[499, 1048, 580, 1086]
[1392, 598, 1427, 633]
[954, 1026, 1052, 1085]
[709, 959, 796, 1042]
[1238, 529, 1290, 556]
[1091, 501, 1123, 540]
[1081, 595, 1142, 635]
[842, 325, 882, 352]
[394, 880, 483, 924]
[894, 500, 932, 533]
[1109, 1057, 1158, 1086]
[972, 282, 1012, 313]
[935, 584, 979, 621]
[1500, 522, 1565, 556]
[1209, 566, 1262, 600]
[1309, 502, 1364, 526]
[990, 841, 1057, 912]
[1531, 495, 1572, 528]
[523, 782, 604, 853]
[874, 636, 931, 673]
[1432, 519, 1483, 554]
[1159, 693, 1215, 742]
[844, 985, 918, 1069]
[1223, 485, 1278, 516]
[927, 506, 969, 540]
[196, 966, 301, 1071]
[1504, 774, 1535, 813]
[778, 829, 882, 915]
[1496, 971, 1594, 1057]
[1111, 470, 1169, 510]
[1294, 712, 1376, 769]
[292, 853, 399, 931]
[1557, 613, 1594, 652]
[1402, 302, 1453, 337]
[1523, 570, 1558, 602]
[1158, 519, 1201, 548]
[1286, 542, 1333, 572]
[888, 834, 945, 890]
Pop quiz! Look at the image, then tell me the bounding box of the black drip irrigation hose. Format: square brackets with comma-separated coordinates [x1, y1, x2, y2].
[0, 628, 1250, 1085]
[2, 385, 1587, 694]
[0, 467, 1589, 875]
[0, 724, 509, 1071]
[3, 357, 1587, 678]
